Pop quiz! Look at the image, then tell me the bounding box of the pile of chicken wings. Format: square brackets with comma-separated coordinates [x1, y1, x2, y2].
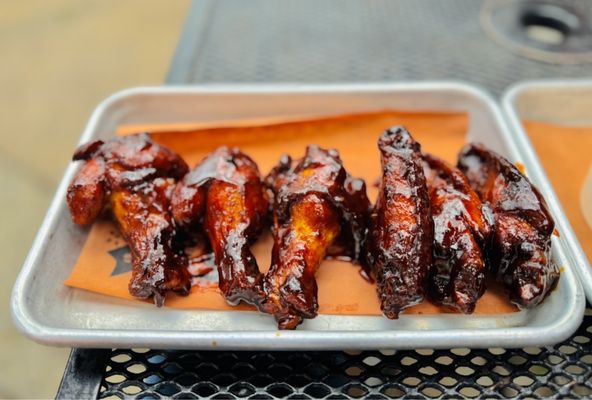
[66, 126, 559, 329]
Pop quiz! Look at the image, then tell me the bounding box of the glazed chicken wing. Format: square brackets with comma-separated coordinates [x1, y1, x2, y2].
[457, 143, 559, 308]
[423, 154, 492, 313]
[67, 133, 191, 306]
[262, 146, 370, 329]
[365, 127, 433, 319]
[171, 147, 268, 306]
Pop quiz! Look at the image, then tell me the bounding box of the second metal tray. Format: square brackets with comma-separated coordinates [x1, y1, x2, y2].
[11, 83, 585, 350]
[503, 79, 592, 302]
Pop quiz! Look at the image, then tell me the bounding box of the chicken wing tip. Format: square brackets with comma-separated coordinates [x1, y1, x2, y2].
[73, 140, 105, 161]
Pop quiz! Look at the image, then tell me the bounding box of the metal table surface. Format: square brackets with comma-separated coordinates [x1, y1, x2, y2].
[56, 0, 592, 398]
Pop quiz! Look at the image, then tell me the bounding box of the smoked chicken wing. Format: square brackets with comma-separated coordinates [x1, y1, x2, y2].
[365, 127, 433, 319]
[457, 143, 559, 308]
[262, 145, 370, 329]
[67, 133, 191, 306]
[423, 154, 492, 313]
[171, 146, 268, 306]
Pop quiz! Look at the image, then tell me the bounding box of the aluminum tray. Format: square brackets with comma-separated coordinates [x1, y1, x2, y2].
[503, 79, 592, 302]
[11, 83, 585, 350]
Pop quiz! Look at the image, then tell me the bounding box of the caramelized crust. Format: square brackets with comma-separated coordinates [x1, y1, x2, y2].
[365, 127, 433, 319]
[171, 146, 268, 306]
[111, 178, 189, 305]
[67, 133, 191, 306]
[262, 145, 370, 329]
[457, 143, 559, 308]
[67, 158, 106, 225]
[423, 154, 492, 313]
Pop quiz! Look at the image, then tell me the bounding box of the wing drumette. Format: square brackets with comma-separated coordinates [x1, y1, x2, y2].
[365, 127, 433, 319]
[67, 133, 191, 306]
[262, 146, 370, 329]
[457, 143, 559, 308]
[171, 147, 268, 306]
[423, 154, 492, 313]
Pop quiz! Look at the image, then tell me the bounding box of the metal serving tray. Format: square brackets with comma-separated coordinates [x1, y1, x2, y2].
[503, 79, 592, 302]
[11, 83, 585, 350]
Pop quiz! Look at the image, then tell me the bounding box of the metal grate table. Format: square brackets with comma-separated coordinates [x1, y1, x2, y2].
[57, 0, 592, 398]
[74, 311, 592, 399]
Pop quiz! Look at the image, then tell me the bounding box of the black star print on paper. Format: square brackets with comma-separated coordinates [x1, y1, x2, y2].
[109, 245, 132, 276]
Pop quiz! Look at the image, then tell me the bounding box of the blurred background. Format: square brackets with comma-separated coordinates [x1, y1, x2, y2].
[0, 1, 189, 397]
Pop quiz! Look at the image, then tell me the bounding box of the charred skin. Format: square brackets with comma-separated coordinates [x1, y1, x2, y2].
[366, 127, 433, 319]
[457, 143, 559, 308]
[263, 145, 370, 329]
[66, 133, 191, 306]
[171, 146, 268, 306]
[422, 154, 492, 314]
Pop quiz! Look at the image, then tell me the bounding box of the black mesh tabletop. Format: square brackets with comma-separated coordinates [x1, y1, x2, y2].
[97, 310, 592, 398]
[167, 0, 592, 94]
[57, 0, 592, 398]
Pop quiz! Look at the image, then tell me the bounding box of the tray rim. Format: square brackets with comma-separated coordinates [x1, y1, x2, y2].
[502, 79, 592, 302]
[11, 82, 586, 350]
